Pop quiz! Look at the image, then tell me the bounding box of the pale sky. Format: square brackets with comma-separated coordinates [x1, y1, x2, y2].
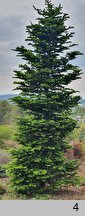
[0, 0, 85, 98]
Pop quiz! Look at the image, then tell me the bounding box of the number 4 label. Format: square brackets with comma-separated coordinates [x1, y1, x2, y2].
[73, 203, 79, 211]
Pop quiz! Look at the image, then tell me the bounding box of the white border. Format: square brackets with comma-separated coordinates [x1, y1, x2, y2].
[0, 200, 85, 216]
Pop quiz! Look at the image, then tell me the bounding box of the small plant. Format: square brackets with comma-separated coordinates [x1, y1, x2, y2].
[0, 165, 7, 178]
[0, 184, 6, 195]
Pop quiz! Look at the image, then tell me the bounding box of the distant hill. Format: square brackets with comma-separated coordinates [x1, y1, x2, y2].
[0, 94, 18, 101]
[79, 99, 85, 106]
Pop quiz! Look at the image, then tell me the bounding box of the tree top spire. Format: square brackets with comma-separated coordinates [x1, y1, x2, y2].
[45, 0, 51, 5]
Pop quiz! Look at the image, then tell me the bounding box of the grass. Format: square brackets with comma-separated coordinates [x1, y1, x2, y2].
[0, 125, 14, 140]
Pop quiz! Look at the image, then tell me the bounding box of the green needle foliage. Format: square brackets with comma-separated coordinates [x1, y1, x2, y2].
[7, 0, 82, 195]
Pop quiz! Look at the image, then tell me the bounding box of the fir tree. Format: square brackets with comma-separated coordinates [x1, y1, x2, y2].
[7, 0, 82, 195]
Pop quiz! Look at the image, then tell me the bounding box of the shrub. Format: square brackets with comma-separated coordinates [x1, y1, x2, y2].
[0, 184, 6, 195]
[65, 142, 83, 159]
[0, 165, 7, 178]
[73, 142, 82, 158]
[0, 125, 15, 148]
[0, 150, 11, 164]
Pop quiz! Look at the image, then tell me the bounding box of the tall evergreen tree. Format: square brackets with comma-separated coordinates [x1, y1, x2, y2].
[7, 0, 82, 195]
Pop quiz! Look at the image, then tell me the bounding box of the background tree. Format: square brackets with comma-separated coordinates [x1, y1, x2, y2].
[7, 0, 82, 195]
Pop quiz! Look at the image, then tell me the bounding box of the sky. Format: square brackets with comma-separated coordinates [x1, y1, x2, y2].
[0, 0, 85, 98]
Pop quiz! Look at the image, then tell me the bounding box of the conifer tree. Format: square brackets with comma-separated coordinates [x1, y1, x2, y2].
[7, 0, 82, 195]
